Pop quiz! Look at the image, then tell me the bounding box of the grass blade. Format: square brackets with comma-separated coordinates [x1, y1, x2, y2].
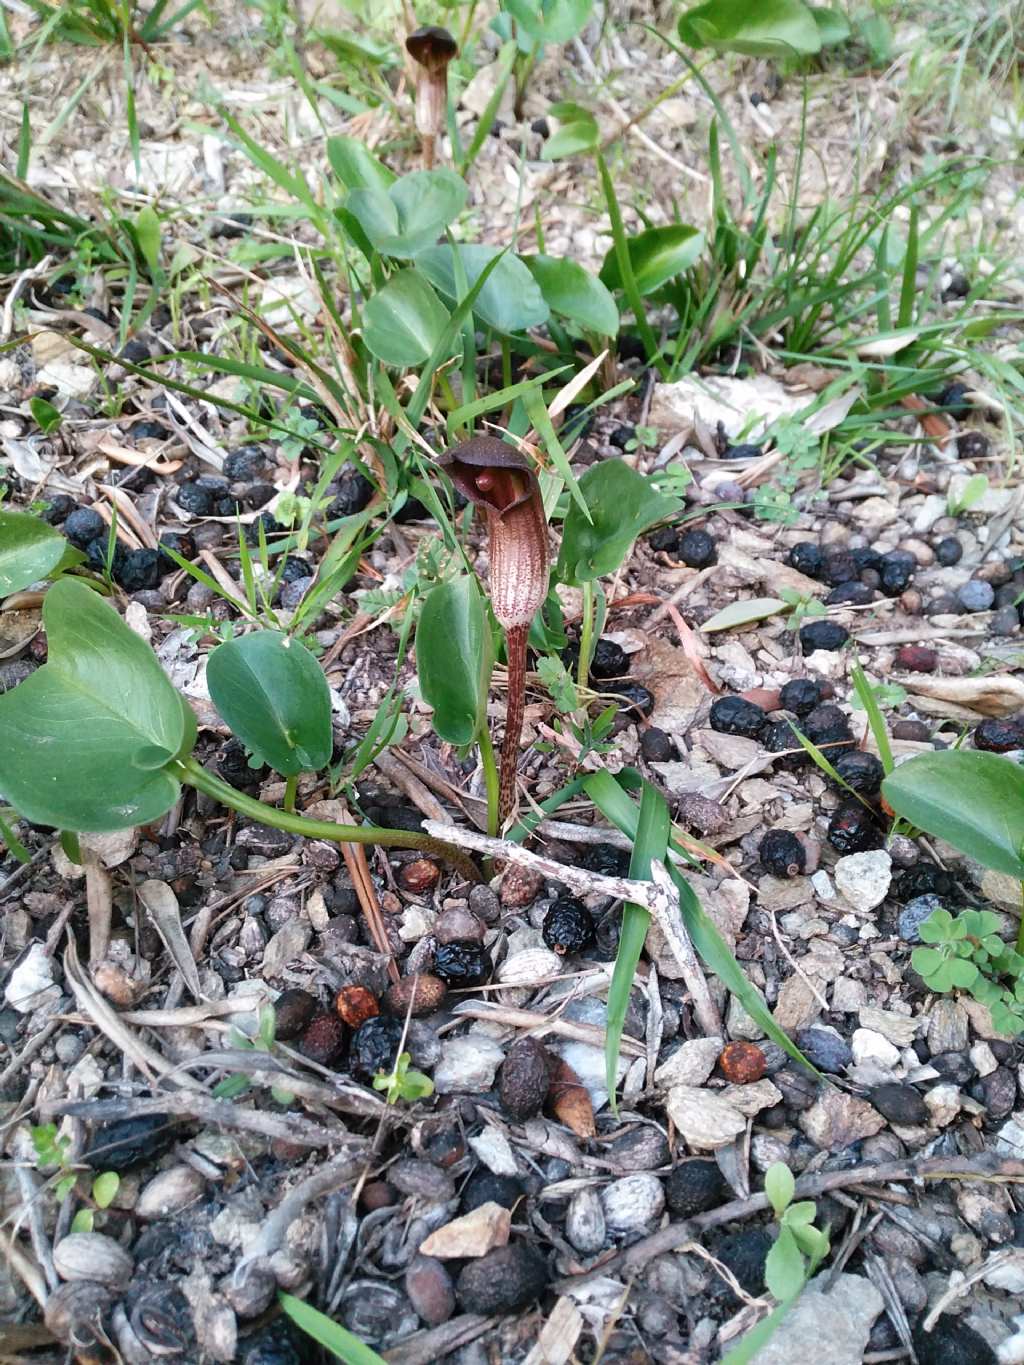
[850, 660, 895, 775]
[278, 1292, 387, 1364]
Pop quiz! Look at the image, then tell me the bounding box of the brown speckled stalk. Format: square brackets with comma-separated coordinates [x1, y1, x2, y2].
[500, 624, 528, 821]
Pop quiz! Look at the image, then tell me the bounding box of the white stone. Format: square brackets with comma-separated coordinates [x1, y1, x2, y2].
[831, 978, 867, 1011]
[720, 1079, 782, 1117]
[654, 1037, 723, 1089]
[858, 1007, 920, 1047]
[737, 1272, 883, 1365]
[468, 1131, 518, 1177]
[5, 944, 58, 1014]
[665, 1086, 746, 1150]
[811, 871, 835, 901]
[433, 1037, 504, 1094]
[601, 1174, 665, 1234]
[971, 1042, 999, 1078]
[726, 995, 765, 1041]
[924, 1083, 962, 1127]
[996, 1116, 1024, 1160]
[834, 851, 892, 912]
[851, 1028, 901, 1070]
[984, 1250, 1024, 1295]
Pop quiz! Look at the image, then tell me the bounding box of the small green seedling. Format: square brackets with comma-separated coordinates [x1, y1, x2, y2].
[763, 1162, 831, 1301]
[850, 679, 906, 713]
[779, 586, 827, 630]
[71, 1171, 121, 1233]
[372, 1051, 434, 1105]
[947, 473, 989, 517]
[913, 906, 1024, 1034]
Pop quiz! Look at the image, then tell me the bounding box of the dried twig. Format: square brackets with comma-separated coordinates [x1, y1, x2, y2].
[452, 1001, 645, 1057]
[383, 1314, 493, 1365]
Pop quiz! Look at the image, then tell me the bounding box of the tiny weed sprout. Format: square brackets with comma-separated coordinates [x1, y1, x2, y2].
[372, 1051, 435, 1105]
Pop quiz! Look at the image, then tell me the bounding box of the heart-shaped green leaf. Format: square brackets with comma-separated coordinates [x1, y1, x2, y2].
[416, 575, 493, 746]
[0, 578, 191, 831]
[600, 224, 704, 296]
[0, 509, 68, 596]
[557, 458, 681, 585]
[363, 270, 452, 367]
[882, 750, 1024, 881]
[523, 254, 619, 336]
[415, 244, 550, 333]
[327, 135, 397, 193]
[809, 5, 850, 44]
[678, 0, 823, 55]
[504, 0, 594, 45]
[206, 630, 333, 777]
[345, 169, 467, 258]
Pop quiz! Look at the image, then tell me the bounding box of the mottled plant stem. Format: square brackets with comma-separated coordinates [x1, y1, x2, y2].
[478, 726, 500, 838]
[577, 578, 595, 691]
[499, 624, 528, 822]
[283, 774, 297, 814]
[174, 758, 480, 882]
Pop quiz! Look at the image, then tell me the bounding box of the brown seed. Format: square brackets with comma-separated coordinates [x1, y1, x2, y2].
[740, 687, 782, 712]
[499, 1037, 552, 1120]
[399, 858, 441, 894]
[299, 1011, 346, 1066]
[894, 644, 938, 672]
[359, 1180, 398, 1212]
[274, 987, 318, 1040]
[547, 1057, 596, 1138]
[500, 864, 544, 908]
[719, 1040, 766, 1084]
[405, 1254, 456, 1326]
[335, 984, 380, 1028]
[384, 973, 448, 1017]
[434, 906, 486, 944]
[271, 1137, 308, 1163]
[421, 1126, 466, 1168]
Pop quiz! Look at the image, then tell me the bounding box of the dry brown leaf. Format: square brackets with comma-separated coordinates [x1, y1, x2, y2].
[665, 603, 721, 695]
[547, 1058, 596, 1138]
[901, 393, 952, 442]
[903, 674, 1024, 718]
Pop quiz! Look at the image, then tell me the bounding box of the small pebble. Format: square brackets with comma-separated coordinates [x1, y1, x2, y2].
[795, 1027, 852, 1074]
[991, 605, 1020, 636]
[898, 895, 944, 943]
[957, 579, 995, 612]
[869, 1083, 928, 1125]
[601, 1173, 665, 1234]
[641, 727, 674, 761]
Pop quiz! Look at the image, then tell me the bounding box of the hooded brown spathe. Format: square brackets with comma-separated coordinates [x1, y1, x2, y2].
[405, 26, 457, 167]
[439, 437, 549, 630]
[406, 25, 458, 73]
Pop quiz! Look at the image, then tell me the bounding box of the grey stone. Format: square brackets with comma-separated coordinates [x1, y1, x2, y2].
[433, 1036, 504, 1094]
[899, 894, 943, 943]
[799, 1089, 885, 1149]
[834, 850, 892, 911]
[733, 1272, 882, 1365]
[928, 999, 970, 1055]
[957, 579, 995, 612]
[796, 1026, 852, 1074]
[655, 1036, 722, 1088]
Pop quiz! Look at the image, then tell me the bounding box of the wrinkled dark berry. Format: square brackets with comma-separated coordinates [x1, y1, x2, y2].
[245, 513, 285, 546]
[274, 988, 317, 1040]
[832, 750, 885, 797]
[223, 447, 268, 481]
[763, 720, 808, 770]
[116, 548, 161, 592]
[803, 703, 854, 752]
[328, 473, 374, 519]
[349, 1015, 404, 1078]
[433, 941, 492, 988]
[119, 337, 150, 364]
[609, 424, 635, 450]
[665, 1159, 726, 1216]
[590, 637, 629, 680]
[849, 546, 882, 574]
[608, 682, 655, 717]
[878, 551, 916, 596]
[41, 493, 76, 524]
[64, 506, 105, 547]
[869, 1082, 928, 1125]
[132, 419, 171, 441]
[779, 678, 824, 716]
[895, 864, 957, 901]
[974, 716, 1024, 752]
[934, 380, 972, 420]
[156, 531, 196, 572]
[712, 1229, 772, 1302]
[957, 430, 989, 460]
[583, 843, 631, 877]
[176, 480, 215, 515]
[647, 526, 679, 553]
[542, 899, 595, 955]
[825, 581, 874, 606]
[456, 1243, 548, 1315]
[240, 1320, 303, 1365]
[641, 727, 673, 761]
[723, 442, 763, 460]
[216, 737, 263, 788]
[759, 829, 806, 877]
[935, 536, 963, 566]
[828, 800, 883, 853]
[461, 1170, 525, 1213]
[300, 1011, 346, 1066]
[84, 536, 127, 576]
[277, 555, 311, 585]
[678, 529, 717, 568]
[498, 1037, 552, 1120]
[821, 550, 860, 586]
[786, 542, 824, 578]
[83, 1114, 176, 1171]
[799, 620, 849, 653]
[709, 696, 768, 739]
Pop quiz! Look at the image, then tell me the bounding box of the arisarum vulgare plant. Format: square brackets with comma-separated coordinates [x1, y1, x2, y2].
[405, 25, 458, 170]
[440, 437, 549, 821]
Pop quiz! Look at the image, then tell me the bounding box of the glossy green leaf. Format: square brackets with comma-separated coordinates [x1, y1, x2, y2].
[557, 458, 681, 584]
[0, 509, 67, 595]
[584, 770, 815, 1072]
[523, 254, 619, 335]
[542, 107, 599, 160]
[765, 1162, 795, 1217]
[765, 1227, 806, 1301]
[362, 270, 452, 367]
[505, 0, 595, 45]
[809, 5, 850, 44]
[882, 751, 1024, 881]
[0, 579, 190, 831]
[207, 630, 333, 777]
[600, 224, 704, 296]
[345, 169, 467, 258]
[701, 598, 788, 632]
[29, 396, 62, 433]
[279, 1292, 388, 1365]
[415, 244, 550, 333]
[678, 0, 822, 55]
[327, 135, 396, 193]
[416, 576, 493, 746]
